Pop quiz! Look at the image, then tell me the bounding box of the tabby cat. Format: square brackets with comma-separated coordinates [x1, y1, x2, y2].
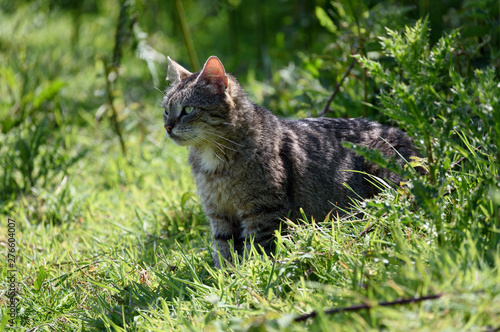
[162, 56, 419, 268]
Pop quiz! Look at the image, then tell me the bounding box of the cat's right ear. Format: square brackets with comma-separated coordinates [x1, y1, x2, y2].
[196, 56, 228, 94]
[167, 57, 192, 85]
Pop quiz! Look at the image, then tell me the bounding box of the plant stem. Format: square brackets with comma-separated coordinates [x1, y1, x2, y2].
[319, 57, 356, 117]
[175, 0, 199, 71]
[104, 60, 127, 156]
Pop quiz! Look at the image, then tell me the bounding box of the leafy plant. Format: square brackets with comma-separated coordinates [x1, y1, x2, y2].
[357, 18, 499, 256]
[0, 118, 86, 204]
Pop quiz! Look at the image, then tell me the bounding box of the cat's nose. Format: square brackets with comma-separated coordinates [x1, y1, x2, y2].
[165, 119, 177, 133]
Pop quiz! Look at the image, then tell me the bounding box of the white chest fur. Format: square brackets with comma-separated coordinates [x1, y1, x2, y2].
[198, 147, 223, 173]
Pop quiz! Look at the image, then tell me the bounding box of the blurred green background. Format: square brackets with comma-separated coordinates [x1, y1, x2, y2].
[2, 0, 498, 132]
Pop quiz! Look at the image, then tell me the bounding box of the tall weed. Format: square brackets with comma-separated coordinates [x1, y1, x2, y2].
[357, 18, 499, 258]
[0, 118, 85, 205]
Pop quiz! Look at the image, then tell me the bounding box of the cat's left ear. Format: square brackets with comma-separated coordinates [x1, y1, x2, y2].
[167, 57, 192, 84]
[196, 56, 228, 94]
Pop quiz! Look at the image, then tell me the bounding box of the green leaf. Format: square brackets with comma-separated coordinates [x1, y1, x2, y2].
[315, 6, 337, 34]
[33, 266, 46, 292]
[0, 65, 18, 95]
[32, 79, 65, 108]
[88, 280, 120, 293]
[181, 191, 195, 206]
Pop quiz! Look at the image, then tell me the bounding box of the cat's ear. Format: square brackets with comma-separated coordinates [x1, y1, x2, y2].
[196, 56, 228, 93]
[167, 57, 191, 84]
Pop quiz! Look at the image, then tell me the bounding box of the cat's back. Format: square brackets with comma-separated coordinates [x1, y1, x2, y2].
[283, 116, 415, 162]
[277, 116, 416, 217]
[286, 117, 399, 143]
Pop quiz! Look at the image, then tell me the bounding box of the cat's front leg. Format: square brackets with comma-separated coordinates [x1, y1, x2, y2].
[240, 212, 283, 261]
[208, 214, 241, 268]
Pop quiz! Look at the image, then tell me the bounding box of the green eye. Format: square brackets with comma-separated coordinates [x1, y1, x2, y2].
[183, 106, 195, 115]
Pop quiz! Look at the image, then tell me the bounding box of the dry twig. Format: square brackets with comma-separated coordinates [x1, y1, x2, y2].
[319, 56, 357, 117]
[294, 293, 444, 322]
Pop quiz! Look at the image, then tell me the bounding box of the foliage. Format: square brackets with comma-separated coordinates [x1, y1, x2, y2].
[0, 119, 85, 206]
[0, 0, 499, 331]
[357, 18, 500, 256]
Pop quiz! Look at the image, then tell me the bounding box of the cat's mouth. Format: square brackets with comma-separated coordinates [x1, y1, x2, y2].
[168, 132, 192, 146]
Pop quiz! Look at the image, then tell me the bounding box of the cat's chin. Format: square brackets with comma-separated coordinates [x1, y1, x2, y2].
[173, 140, 192, 147]
[168, 134, 192, 147]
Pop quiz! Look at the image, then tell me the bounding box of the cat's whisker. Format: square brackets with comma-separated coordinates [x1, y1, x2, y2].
[185, 129, 237, 153]
[181, 131, 210, 148]
[211, 142, 228, 155]
[154, 86, 165, 96]
[196, 131, 221, 145]
[211, 133, 244, 147]
[194, 137, 211, 152]
[192, 135, 210, 149]
[203, 143, 226, 164]
[206, 135, 237, 154]
[208, 138, 235, 153]
[195, 132, 215, 144]
[212, 151, 225, 163]
[218, 143, 237, 152]
[193, 133, 228, 163]
[197, 133, 230, 158]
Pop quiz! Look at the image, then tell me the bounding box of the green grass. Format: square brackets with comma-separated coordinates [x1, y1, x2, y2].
[1, 2, 499, 331]
[2, 134, 499, 330]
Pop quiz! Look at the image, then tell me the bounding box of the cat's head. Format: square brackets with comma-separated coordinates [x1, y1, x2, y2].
[162, 56, 238, 147]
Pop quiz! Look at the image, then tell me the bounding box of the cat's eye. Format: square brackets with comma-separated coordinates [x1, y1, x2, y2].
[163, 108, 169, 116]
[183, 106, 195, 115]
